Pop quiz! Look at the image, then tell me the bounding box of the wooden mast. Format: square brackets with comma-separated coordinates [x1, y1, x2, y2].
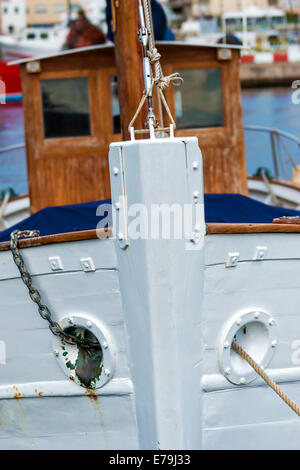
[113, 0, 146, 140]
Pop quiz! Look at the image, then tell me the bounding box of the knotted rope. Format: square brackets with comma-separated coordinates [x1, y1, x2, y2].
[232, 341, 300, 417]
[128, 0, 183, 134]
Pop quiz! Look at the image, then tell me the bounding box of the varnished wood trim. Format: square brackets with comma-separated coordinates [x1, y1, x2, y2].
[2, 223, 299, 251]
[206, 223, 300, 234]
[273, 217, 300, 225]
[0, 228, 112, 252]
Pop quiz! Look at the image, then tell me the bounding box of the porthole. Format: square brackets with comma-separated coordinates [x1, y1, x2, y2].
[54, 315, 115, 389]
[219, 310, 277, 385]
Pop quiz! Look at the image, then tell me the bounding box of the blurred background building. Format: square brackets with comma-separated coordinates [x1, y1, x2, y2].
[1, 0, 26, 34]
[1, 0, 107, 31]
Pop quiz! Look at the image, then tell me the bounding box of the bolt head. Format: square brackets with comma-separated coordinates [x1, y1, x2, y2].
[254, 312, 260, 319]
[224, 368, 231, 375]
[54, 350, 59, 357]
[193, 190, 200, 199]
[272, 340, 277, 348]
[86, 321, 93, 328]
[240, 377, 246, 384]
[269, 319, 274, 326]
[118, 233, 124, 240]
[236, 319, 242, 326]
[224, 341, 230, 349]
[113, 167, 119, 175]
[192, 161, 199, 170]
[102, 341, 108, 349]
[104, 369, 110, 377]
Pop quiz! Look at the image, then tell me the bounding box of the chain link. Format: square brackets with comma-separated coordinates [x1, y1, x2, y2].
[10, 230, 100, 349]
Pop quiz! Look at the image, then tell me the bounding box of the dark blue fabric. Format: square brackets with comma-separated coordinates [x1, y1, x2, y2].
[0, 199, 112, 243]
[1, 194, 300, 243]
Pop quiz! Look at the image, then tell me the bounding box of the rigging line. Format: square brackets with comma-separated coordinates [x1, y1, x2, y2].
[232, 341, 300, 417]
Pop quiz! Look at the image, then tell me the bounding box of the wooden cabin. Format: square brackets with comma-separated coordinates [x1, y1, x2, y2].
[13, 42, 247, 213]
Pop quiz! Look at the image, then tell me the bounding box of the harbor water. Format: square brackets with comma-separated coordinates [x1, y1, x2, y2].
[0, 86, 299, 196]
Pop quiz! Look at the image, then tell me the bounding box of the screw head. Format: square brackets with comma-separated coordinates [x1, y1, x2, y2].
[54, 350, 59, 357]
[272, 340, 277, 348]
[115, 202, 120, 210]
[86, 321, 93, 328]
[236, 319, 242, 326]
[113, 167, 119, 175]
[118, 233, 124, 240]
[240, 377, 246, 384]
[224, 367, 231, 375]
[104, 369, 111, 377]
[102, 341, 108, 349]
[224, 341, 230, 349]
[192, 161, 199, 170]
[193, 190, 200, 199]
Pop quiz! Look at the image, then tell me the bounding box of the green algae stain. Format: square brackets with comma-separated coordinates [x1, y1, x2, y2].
[66, 360, 75, 370]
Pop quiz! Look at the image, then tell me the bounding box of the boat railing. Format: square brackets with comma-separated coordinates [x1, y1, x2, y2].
[244, 124, 300, 180]
[0, 143, 25, 154]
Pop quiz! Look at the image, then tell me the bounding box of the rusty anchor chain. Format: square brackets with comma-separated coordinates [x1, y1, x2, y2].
[10, 230, 100, 350]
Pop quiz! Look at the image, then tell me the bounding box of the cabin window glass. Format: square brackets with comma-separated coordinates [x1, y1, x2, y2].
[175, 68, 224, 129]
[110, 75, 120, 134]
[41, 77, 91, 139]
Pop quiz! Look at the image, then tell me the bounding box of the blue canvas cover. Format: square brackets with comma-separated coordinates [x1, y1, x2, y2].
[0, 194, 300, 243]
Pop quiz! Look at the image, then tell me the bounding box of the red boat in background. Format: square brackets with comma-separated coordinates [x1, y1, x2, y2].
[0, 60, 22, 102]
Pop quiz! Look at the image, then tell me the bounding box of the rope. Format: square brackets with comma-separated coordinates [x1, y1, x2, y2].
[129, 0, 183, 133]
[232, 341, 300, 417]
[261, 171, 283, 207]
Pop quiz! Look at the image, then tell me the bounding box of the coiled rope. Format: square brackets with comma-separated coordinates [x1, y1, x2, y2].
[232, 341, 300, 417]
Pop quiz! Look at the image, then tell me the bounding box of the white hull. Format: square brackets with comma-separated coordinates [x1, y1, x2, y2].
[0, 27, 67, 58]
[1, 138, 300, 449]
[248, 177, 300, 210]
[0, 236, 138, 449]
[0, 195, 30, 231]
[1, 222, 300, 448]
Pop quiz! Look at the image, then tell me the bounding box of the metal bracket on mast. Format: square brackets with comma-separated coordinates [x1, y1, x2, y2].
[137, 0, 157, 133]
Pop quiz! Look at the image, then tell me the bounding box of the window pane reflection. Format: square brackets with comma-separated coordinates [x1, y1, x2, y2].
[41, 77, 91, 139]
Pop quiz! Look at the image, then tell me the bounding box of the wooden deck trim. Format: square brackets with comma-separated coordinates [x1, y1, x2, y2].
[206, 223, 300, 234]
[0, 228, 112, 252]
[1, 222, 300, 251]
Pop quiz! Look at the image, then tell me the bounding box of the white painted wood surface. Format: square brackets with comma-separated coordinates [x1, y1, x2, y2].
[0, 237, 139, 449]
[202, 232, 300, 449]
